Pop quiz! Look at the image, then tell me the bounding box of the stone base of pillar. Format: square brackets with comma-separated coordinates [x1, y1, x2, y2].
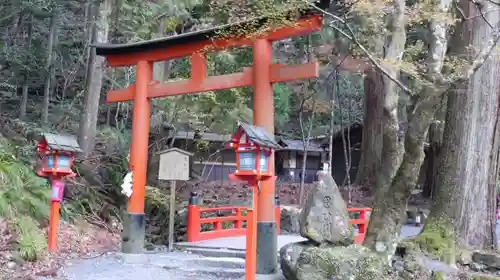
[121, 212, 146, 254]
[256, 222, 278, 274]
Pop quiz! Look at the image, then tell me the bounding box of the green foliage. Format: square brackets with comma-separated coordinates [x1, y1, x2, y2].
[0, 137, 50, 261]
[274, 83, 292, 128]
[144, 187, 174, 245]
[2, 0, 366, 139]
[13, 216, 47, 262]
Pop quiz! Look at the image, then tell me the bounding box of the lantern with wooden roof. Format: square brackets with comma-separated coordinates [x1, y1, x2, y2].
[37, 133, 82, 178]
[228, 122, 281, 182]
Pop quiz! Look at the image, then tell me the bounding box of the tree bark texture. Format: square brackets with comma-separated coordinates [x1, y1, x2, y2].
[423, 120, 443, 198]
[375, 1, 407, 193]
[355, 69, 384, 190]
[42, 11, 57, 124]
[78, 0, 111, 156]
[426, 0, 500, 250]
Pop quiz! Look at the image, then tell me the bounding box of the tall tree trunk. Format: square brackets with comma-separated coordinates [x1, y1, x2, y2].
[298, 98, 317, 204]
[423, 98, 447, 199]
[357, 0, 407, 198]
[362, 0, 407, 257]
[424, 0, 500, 251]
[48, 24, 59, 102]
[82, 0, 95, 89]
[1, 12, 23, 53]
[355, 69, 384, 190]
[488, 99, 500, 246]
[19, 14, 33, 120]
[42, 11, 57, 124]
[78, 0, 111, 156]
[364, 0, 452, 260]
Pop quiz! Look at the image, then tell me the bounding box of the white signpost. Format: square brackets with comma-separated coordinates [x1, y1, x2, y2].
[157, 148, 193, 251]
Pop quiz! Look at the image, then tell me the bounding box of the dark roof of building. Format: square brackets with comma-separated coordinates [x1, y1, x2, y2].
[157, 147, 193, 157]
[93, 0, 330, 56]
[174, 131, 231, 142]
[42, 133, 83, 153]
[277, 138, 324, 152]
[172, 130, 324, 152]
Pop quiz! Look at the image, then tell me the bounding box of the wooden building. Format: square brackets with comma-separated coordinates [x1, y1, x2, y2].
[169, 131, 326, 183]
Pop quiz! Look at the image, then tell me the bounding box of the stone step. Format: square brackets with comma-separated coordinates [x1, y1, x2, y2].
[192, 256, 246, 269]
[175, 245, 287, 260]
[164, 265, 246, 278]
[175, 246, 246, 259]
[147, 252, 245, 268]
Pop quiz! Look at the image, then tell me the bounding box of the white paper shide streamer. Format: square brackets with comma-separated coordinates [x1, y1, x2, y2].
[121, 171, 133, 198]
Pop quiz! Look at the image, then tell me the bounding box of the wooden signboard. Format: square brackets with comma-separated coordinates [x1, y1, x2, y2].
[158, 148, 192, 181]
[157, 148, 193, 251]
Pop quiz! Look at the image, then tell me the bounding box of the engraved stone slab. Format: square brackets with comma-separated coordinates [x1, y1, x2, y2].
[299, 171, 354, 245]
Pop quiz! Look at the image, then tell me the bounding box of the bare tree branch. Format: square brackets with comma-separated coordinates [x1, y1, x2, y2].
[306, 0, 500, 94]
[471, 0, 495, 28]
[304, 0, 414, 95]
[459, 27, 500, 81]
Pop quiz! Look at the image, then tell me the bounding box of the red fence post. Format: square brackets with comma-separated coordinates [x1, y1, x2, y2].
[275, 195, 280, 234]
[187, 192, 202, 242]
[358, 208, 367, 235]
[235, 208, 243, 229]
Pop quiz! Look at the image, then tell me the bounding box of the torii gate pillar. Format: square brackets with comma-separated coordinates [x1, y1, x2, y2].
[122, 60, 153, 253]
[252, 39, 278, 274]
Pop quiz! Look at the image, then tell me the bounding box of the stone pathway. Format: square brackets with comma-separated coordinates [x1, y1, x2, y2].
[36, 223, 500, 280]
[36, 225, 425, 280]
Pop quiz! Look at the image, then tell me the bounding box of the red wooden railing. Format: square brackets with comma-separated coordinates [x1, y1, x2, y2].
[186, 192, 371, 244]
[187, 203, 281, 242]
[348, 207, 371, 244]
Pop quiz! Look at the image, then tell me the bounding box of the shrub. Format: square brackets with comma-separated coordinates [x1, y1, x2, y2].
[0, 137, 50, 261]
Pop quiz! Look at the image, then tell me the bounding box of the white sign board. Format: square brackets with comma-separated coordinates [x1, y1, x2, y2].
[158, 148, 192, 181]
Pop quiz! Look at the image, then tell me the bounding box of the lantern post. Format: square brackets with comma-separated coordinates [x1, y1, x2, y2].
[36, 133, 82, 252]
[228, 122, 281, 280]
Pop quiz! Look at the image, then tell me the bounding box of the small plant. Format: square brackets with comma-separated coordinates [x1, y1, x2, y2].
[13, 216, 46, 262]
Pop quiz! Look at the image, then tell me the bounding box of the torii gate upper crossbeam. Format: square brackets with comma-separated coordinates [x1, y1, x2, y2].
[95, 15, 322, 67]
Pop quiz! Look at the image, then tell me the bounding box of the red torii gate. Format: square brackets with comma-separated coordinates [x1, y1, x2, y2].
[94, 5, 325, 275]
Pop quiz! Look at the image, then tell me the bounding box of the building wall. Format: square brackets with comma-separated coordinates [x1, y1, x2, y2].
[330, 126, 363, 185]
[194, 163, 237, 182]
[193, 149, 322, 184]
[171, 138, 324, 183]
[278, 167, 318, 183]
